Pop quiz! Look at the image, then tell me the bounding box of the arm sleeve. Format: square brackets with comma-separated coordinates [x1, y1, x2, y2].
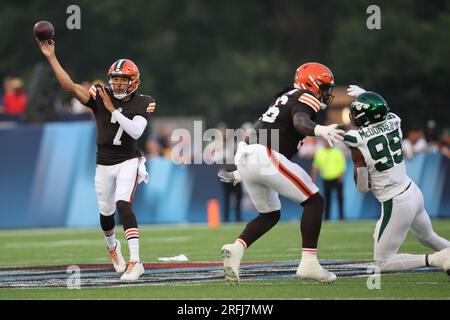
[291, 104, 317, 136]
[356, 167, 370, 192]
[112, 111, 147, 140]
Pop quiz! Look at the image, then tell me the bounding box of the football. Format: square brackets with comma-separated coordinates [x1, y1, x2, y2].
[33, 20, 54, 41]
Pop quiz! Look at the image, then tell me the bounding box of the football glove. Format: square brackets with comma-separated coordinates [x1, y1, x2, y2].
[314, 124, 345, 147]
[347, 85, 366, 97]
[218, 170, 241, 186]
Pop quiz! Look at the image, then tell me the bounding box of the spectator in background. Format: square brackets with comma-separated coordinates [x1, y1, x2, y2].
[299, 136, 326, 159]
[425, 119, 441, 152]
[402, 125, 428, 160]
[145, 135, 164, 159]
[3, 77, 28, 114]
[440, 128, 450, 159]
[0, 92, 3, 113]
[311, 141, 346, 220]
[157, 124, 174, 159]
[210, 124, 243, 222]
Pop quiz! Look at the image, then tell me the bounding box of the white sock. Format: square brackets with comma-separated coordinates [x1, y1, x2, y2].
[103, 229, 116, 250]
[235, 239, 247, 250]
[232, 239, 246, 257]
[128, 238, 140, 262]
[125, 228, 140, 262]
[301, 248, 319, 263]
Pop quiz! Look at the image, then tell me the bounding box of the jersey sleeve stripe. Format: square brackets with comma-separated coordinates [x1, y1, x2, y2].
[88, 85, 97, 100]
[298, 95, 320, 112]
[299, 94, 321, 110]
[302, 92, 319, 101]
[344, 135, 357, 143]
[344, 134, 358, 147]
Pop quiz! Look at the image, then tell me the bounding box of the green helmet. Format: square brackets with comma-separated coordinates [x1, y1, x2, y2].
[349, 91, 390, 127]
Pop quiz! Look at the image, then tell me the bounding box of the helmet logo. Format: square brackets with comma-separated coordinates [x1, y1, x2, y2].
[353, 101, 370, 111]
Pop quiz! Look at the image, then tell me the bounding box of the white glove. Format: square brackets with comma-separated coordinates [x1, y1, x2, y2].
[218, 170, 241, 186]
[314, 124, 345, 147]
[347, 85, 366, 97]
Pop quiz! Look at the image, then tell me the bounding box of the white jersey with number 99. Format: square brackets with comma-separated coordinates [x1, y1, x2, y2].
[344, 113, 411, 202]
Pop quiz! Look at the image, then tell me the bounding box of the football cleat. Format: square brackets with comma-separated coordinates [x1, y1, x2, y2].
[429, 248, 450, 275]
[221, 244, 244, 284]
[108, 240, 126, 273]
[296, 260, 337, 283]
[120, 261, 145, 281]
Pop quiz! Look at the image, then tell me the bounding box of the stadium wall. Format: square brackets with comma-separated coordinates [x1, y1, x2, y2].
[0, 122, 448, 229]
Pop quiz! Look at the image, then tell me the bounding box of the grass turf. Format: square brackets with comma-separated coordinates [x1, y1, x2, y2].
[0, 220, 449, 299]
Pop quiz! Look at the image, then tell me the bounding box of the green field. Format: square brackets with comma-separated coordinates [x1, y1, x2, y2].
[0, 220, 449, 300]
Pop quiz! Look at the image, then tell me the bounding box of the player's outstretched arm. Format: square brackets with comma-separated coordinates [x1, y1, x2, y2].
[292, 108, 344, 147]
[36, 40, 90, 104]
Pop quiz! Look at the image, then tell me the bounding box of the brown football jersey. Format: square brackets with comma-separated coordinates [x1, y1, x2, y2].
[255, 88, 319, 159]
[84, 85, 156, 165]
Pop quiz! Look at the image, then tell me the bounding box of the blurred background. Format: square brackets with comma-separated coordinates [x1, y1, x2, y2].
[0, 0, 449, 228]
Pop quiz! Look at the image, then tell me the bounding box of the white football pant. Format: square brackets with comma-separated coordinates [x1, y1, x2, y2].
[95, 157, 140, 216]
[374, 181, 450, 271]
[235, 143, 318, 213]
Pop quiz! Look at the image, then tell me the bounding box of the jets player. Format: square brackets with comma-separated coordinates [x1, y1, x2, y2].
[218, 62, 345, 283]
[37, 40, 156, 281]
[344, 86, 450, 274]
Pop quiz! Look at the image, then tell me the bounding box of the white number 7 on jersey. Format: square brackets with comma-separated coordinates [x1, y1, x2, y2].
[110, 114, 123, 146]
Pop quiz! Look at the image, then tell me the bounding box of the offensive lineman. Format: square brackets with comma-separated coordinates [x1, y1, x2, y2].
[218, 62, 345, 283]
[344, 86, 450, 274]
[37, 40, 156, 281]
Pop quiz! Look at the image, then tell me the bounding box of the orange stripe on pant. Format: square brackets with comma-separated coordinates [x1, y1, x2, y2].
[266, 148, 313, 198]
[129, 168, 139, 203]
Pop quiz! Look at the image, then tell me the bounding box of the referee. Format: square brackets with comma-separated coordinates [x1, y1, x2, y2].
[311, 142, 347, 220]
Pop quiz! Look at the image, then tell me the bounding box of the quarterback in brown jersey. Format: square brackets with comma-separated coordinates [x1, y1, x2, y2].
[218, 62, 345, 283]
[37, 40, 156, 281]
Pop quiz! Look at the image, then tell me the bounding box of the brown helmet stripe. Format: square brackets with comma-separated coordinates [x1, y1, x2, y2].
[114, 59, 126, 71]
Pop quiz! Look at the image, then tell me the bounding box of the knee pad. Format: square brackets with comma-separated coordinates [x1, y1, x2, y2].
[100, 213, 115, 232]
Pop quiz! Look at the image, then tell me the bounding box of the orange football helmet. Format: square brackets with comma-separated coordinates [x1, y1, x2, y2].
[294, 62, 335, 107]
[107, 59, 141, 100]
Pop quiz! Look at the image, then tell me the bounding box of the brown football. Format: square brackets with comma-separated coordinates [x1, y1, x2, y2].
[33, 21, 54, 41]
